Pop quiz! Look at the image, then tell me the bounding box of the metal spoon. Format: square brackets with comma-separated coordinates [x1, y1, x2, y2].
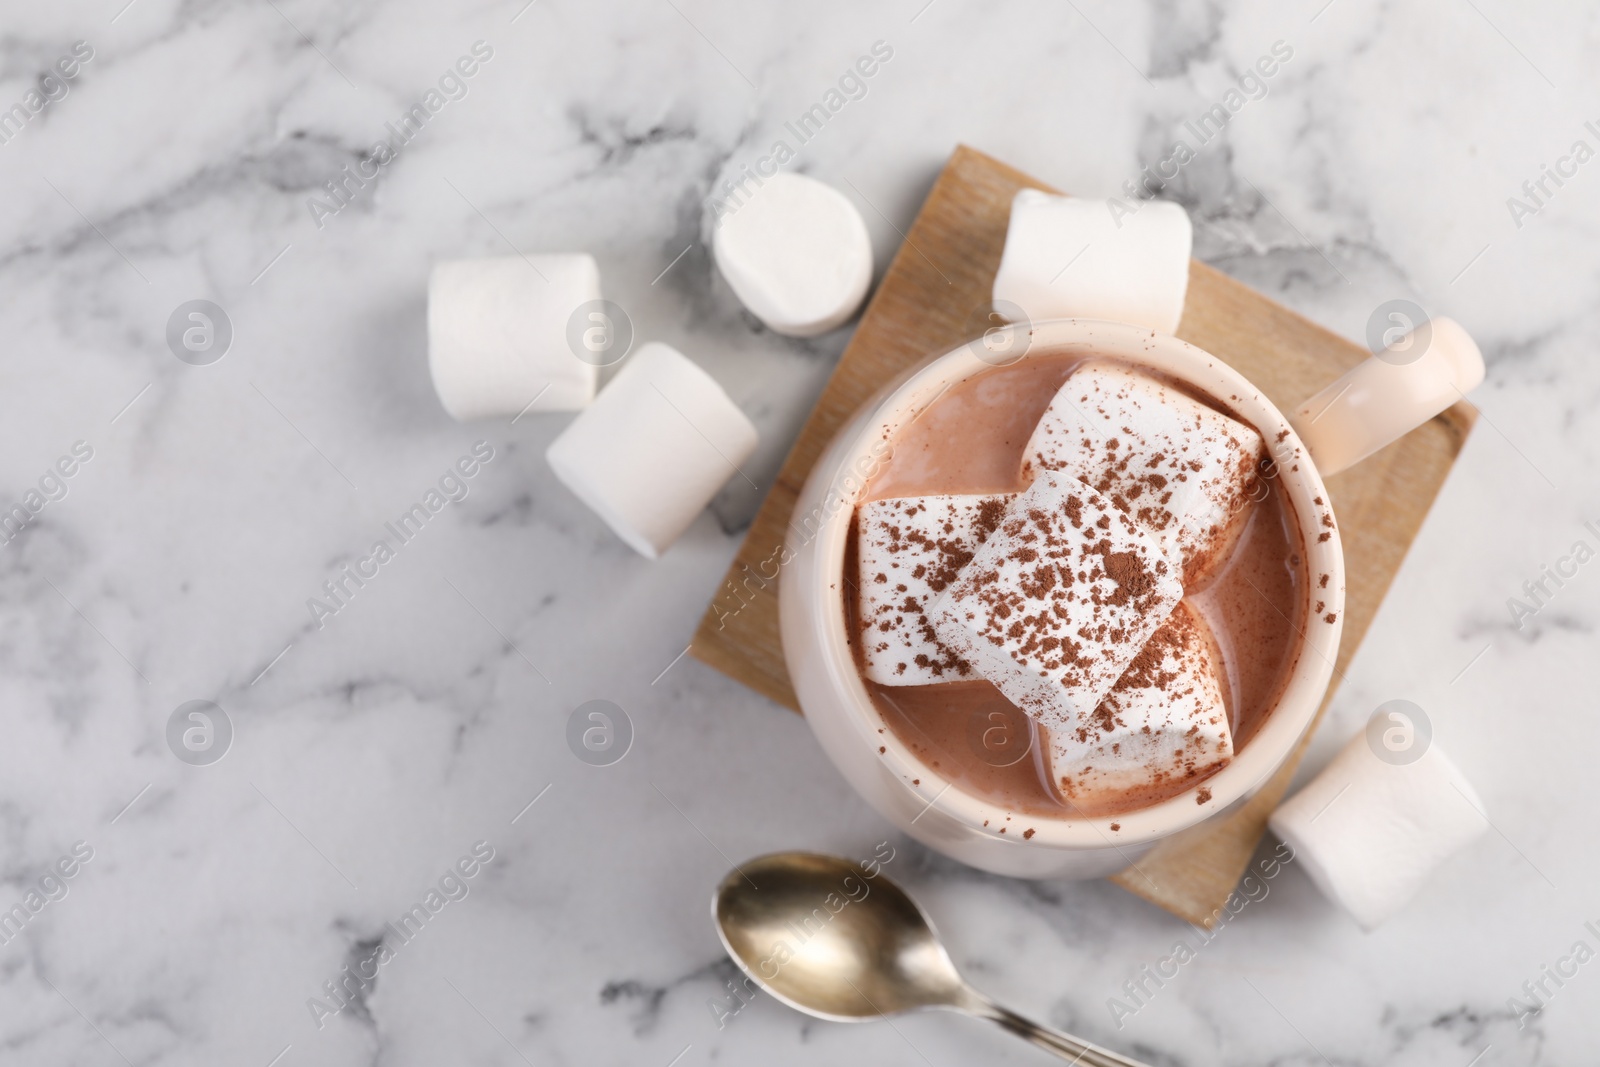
[712, 851, 1149, 1065]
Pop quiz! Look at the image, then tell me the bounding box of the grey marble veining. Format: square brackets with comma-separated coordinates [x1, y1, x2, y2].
[0, 0, 1593, 1064]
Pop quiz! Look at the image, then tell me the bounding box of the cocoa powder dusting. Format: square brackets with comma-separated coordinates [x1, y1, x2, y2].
[854, 353, 1308, 822]
[1100, 549, 1154, 605]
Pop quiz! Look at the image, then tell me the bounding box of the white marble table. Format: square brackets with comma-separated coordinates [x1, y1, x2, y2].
[0, 1, 1591, 1063]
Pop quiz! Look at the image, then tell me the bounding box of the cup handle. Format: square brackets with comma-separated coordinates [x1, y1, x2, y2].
[1287, 317, 1484, 478]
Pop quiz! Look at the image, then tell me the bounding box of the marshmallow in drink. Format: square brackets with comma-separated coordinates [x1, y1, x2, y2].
[992, 190, 1193, 334]
[546, 342, 758, 559]
[711, 172, 873, 337]
[1044, 602, 1232, 811]
[1025, 362, 1265, 580]
[929, 472, 1182, 729]
[1268, 730, 1489, 930]
[856, 493, 1016, 686]
[428, 255, 601, 420]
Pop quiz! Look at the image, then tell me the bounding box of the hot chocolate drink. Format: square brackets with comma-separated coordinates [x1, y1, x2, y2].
[847, 352, 1313, 819]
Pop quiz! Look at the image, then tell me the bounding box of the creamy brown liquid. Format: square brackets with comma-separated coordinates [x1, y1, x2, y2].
[848, 352, 1308, 819]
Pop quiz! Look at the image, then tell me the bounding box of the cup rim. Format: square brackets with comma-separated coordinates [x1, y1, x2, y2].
[798, 318, 1345, 849]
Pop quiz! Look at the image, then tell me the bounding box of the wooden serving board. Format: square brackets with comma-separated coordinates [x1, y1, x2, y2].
[691, 145, 1475, 926]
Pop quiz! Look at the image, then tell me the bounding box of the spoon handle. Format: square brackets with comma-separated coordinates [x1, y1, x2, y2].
[966, 996, 1150, 1066]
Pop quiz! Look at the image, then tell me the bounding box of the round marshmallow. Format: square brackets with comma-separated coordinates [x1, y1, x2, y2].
[992, 190, 1193, 334]
[1289, 316, 1484, 475]
[546, 342, 758, 558]
[1268, 730, 1488, 930]
[711, 172, 873, 337]
[1434, 316, 1486, 393]
[428, 254, 601, 421]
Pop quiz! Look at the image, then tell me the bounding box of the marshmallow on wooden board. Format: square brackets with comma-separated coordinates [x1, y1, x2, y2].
[992, 190, 1193, 334]
[428, 255, 600, 420]
[1025, 361, 1265, 580]
[1290, 317, 1485, 476]
[1268, 731, 1489, 930]
[712, 172, 873, 337]
[856, 493, 1016, 686]
[929, 472, 1182, 729]
[546, 342, 758, 559]
[1044, 602, 1233, 812]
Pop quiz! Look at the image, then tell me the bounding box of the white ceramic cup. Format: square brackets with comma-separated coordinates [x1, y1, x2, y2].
[778, 317, 1480, 880]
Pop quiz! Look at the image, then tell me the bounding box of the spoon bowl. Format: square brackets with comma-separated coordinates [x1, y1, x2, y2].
[713, 851, 965, 1020]
[712, 851, 1149, 1065]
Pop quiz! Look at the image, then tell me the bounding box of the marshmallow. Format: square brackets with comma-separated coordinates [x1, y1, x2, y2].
[712, 172, 873, 337]
[1290, 317, 1485, 476]
[1044, 602, 1232, 811]
[428, 255, 601, 420]
[856, 493, 1016, 685]
[1026, 362, 1265, 579]
[929, 472, 1182, 729]
[992, 190, 1193, 334]
[1268, 731, 1489, 930]
[546, 342, 758, 558]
